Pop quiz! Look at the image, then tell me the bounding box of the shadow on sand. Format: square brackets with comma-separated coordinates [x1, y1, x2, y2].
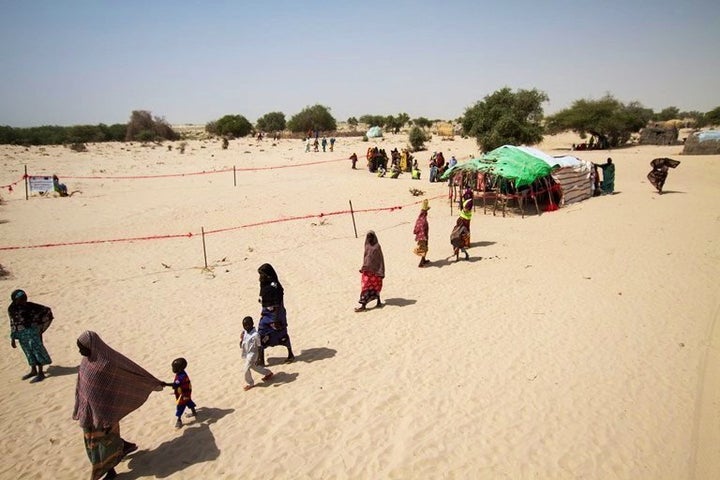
[123, 407, 234, 479]
[381, 298, 417, 308]
[46, 365, 79, 378]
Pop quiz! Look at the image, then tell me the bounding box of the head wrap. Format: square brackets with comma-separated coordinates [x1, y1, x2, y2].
[361, 231, 385, 278]
[73, 331, 162, 429]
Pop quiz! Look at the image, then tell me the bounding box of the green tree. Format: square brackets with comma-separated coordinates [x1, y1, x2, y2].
[256, 111, 286, 132]
[359, 114, 386, 128]
[655, 106, 680, 121]
[704, 106, 720, 126]
[287, 104, 337, 133]
[408, 126, 429, 151]
[413, 117, 432, 129]
[347, 117, 359, 127]
[546, 94, 652, 148]
[211, 114, 253, 138]
[461, 87, 548, 152]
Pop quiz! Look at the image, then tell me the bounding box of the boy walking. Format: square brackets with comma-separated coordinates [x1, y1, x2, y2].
[163, 357, 197, 428]
[241, 316, 273, 391]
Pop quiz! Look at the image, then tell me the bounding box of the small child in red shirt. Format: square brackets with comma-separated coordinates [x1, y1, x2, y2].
[163, 357, 197, 428]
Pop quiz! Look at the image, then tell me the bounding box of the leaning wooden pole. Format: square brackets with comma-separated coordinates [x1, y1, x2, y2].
[233, 165, 237, 187]
[201, 227, 208, 268]
[349, 200, 358, 238]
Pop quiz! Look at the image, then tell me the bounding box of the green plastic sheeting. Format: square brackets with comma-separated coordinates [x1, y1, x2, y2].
[483, 146, 552, 187]
[441, 145, 554, 187]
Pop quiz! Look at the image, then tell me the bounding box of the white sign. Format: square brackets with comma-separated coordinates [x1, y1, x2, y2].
[28, 175, 54, 192]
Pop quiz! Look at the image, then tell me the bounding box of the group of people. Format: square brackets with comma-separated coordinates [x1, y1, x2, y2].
[7, 261, 297, 480]
[304, 131, 336, 152]
[428, 152, 454, 183]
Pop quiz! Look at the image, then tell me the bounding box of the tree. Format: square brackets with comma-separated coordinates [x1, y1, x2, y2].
[413, 117, 432, 129]
[256, 111, 286, 132]
[125, 110, 179, 142]
[359, 114, 386, 128]
[347, 117, 359, 127]
[408, 126, 429, 151]
[385, 112, 410, 133]
[654, 106, 680, 121]
[704, 106, 720, 126]
[287, 104, 336, 133]
[461, 87, 548, 152]
[210, 114, 252, 138]
[546, 94, 652, 148]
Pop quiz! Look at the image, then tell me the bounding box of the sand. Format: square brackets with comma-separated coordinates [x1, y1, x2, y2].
[1, 131, 719, 479]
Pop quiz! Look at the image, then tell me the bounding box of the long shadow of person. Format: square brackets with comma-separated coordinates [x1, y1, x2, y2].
[295, 347, 337, 364]
[122, 407, 234, 479]
[46, 365, 79, 378]
[381, 298, 417, 307]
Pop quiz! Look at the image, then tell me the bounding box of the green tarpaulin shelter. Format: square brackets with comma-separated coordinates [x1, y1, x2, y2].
[441, 145, 553, 187]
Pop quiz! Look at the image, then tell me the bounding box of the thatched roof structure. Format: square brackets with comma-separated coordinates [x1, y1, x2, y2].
[682, 131, 720, 155]
[639, 124, 679, 145]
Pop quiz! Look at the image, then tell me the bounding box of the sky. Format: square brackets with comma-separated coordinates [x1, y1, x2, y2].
[1, 0, 719, 127]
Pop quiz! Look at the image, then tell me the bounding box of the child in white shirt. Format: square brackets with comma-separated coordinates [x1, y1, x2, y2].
[241, 316, 274, 391]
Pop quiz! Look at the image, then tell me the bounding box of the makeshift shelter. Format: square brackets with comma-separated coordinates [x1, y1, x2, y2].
[551, 156, 593, 205]
[441, 145, 593, 217]
[366, 126, 383, 138]
[683, 130, 720, 155]
[434, 122, 454, 139]
[639, 124, 679, 145]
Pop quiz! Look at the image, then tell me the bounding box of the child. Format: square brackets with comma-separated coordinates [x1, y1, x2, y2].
[241, 316, 273, 391]
[163, 358, 197, 428]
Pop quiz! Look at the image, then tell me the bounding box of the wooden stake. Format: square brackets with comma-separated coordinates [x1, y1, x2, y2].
[201, 227, 208, 268]
[233, 165, 237, 187]
[349, 200, 358, 238]
[24, 165, 28, 200]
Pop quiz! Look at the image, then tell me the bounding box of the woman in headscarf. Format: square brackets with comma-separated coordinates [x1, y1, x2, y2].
[73, 331, 165, 480]
[647, 157, 681, 194]
[8, 289, 53, 383]
[257, 263, 294, 365]
[413, 200, 430, 268]
[356, 231, 385, 312]
[451, 198, 472, 261]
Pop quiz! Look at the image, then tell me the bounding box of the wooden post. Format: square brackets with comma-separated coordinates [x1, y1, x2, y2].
[349, 200, 358, 238]
[233, 166, 237, 187]
[201, 227, 208, 268]
[24, 165, 29, 200]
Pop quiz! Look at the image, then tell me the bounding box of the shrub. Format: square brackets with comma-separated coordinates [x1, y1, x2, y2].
[256, 112, 286, 132]
[125, 110, 179, 142]
[211, 115, 252, 138]
[287, 104, 337, 133]
[408, 126, 428, 151]
[69, 142, 88, 152]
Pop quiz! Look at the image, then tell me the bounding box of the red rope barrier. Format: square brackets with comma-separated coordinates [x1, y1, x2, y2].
[0, 195, 445, 251]
[58, 157, 347, 180]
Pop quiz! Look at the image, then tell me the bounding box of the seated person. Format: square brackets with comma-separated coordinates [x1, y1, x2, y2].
[52, 175, 68, 197]
[389, 165, 401, 179]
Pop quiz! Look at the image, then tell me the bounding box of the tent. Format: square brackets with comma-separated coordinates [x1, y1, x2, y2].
[441, 145, 594, 215]
[366, 126, 383, 138]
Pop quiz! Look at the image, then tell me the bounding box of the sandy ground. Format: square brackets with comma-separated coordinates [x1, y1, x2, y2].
[1, 131, 719, 480]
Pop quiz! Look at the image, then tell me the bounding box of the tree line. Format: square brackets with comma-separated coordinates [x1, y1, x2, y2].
[2, 96, 718, 152]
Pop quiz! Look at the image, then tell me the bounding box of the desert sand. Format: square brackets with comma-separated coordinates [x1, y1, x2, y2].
[1, 131, 719, 480]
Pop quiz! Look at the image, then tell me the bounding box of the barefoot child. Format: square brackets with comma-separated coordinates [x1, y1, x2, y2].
[241, 316, 273, 391]
[163, 358, 197, 428]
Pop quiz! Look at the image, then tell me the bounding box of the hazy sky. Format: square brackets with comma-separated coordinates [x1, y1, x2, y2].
[1, 0, 718, 127]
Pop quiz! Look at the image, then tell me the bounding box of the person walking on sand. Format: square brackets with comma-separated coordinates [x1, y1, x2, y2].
[241, 316, 274, 391]
[73, 331, 165, 480]
[349, 152, 358, 169]
[647, 157, 680, 194]
[321, 137, 328, 152]
[450, 198, 472, 261]
[257, 263, 294, 365]
[355, 231, 385, 312]
[8, 289, 53, 383]
[162, 358, 197, 429]
[329, 137, 336, 152]
[413, 199, 431, 267]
